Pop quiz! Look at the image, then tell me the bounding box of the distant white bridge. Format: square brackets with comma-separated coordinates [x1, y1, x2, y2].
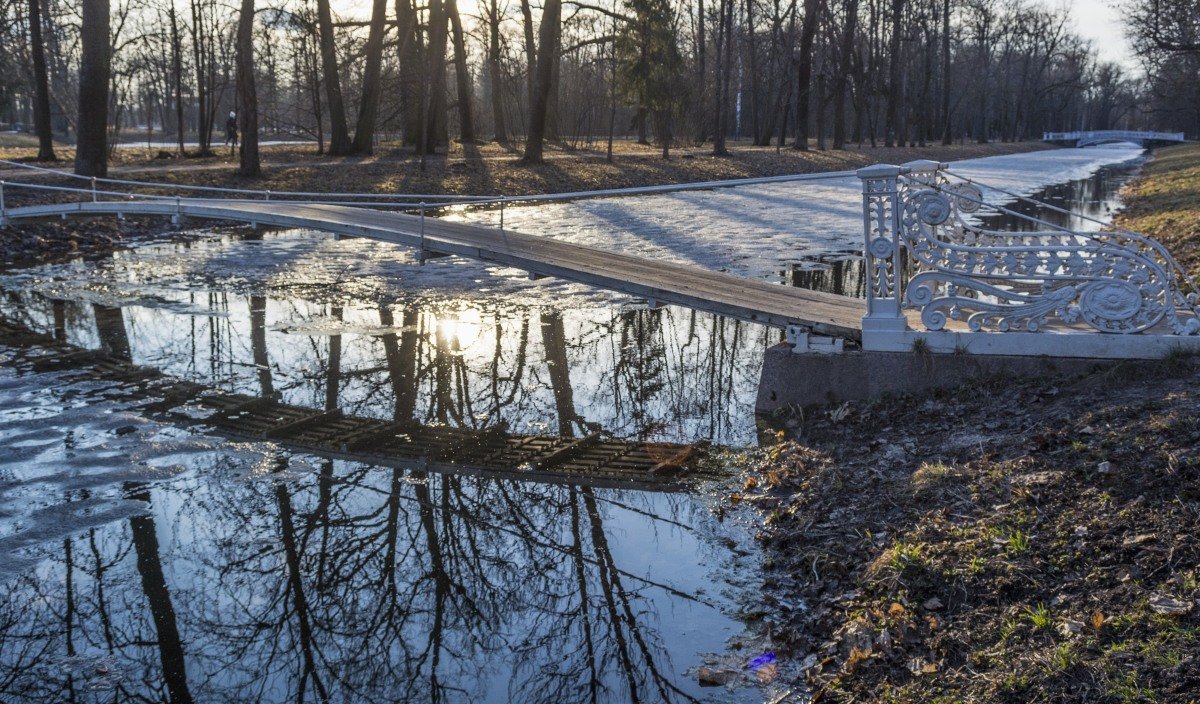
[1043, 130, 1187, 148]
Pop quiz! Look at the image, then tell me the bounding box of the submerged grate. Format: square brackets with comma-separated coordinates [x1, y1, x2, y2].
[0, 317, 721, 490]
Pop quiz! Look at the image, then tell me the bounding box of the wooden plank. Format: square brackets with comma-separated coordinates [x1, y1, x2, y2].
[531, 432, 602, 470]
[262, 409, 343, 440]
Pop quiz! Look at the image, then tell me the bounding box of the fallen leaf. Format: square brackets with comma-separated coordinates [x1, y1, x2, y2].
[697, 667, 739, 687]
[844, 645, 871, 673]
[1058, 619, 1084, 636]
[1122, 533, 1156, 546]
[1149, 594, 1194, 617]
[888, 602, 906, 618]
[1091, 611, 1105, 631]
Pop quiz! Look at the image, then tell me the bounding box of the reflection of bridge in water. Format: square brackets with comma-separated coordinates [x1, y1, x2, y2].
[0, 334, 739, 702]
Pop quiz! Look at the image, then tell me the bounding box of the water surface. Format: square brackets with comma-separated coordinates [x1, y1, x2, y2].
[0, 146, 1146, 702]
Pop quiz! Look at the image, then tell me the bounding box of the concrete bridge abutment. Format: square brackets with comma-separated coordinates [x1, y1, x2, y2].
[754, 343, 1128, 412]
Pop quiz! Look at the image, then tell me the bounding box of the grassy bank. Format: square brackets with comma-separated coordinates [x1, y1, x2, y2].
[1117, 142, 1200, 278]
[730, 149, 1200, 702]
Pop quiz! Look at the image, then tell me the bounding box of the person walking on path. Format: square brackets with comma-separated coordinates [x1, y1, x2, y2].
[225, 111, 239, 153]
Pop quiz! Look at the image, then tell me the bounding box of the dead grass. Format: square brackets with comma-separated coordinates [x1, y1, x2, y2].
[732, 357, 1200, 702]
[1117, 143, 1200, 279]
[3, 138, 1052, 198]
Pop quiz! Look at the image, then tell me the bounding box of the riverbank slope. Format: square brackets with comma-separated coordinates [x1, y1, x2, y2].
[732, 148, 1200, 701]
[1117, 142, 1200, 277]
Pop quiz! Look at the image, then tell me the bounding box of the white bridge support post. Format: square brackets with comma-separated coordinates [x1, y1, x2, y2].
[857, 164, 909, 350]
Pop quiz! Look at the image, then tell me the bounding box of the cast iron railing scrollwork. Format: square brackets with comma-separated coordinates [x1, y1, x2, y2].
[859, 161, 1200, 336]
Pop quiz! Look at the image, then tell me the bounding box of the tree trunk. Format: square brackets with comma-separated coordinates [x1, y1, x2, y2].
[423, 0, 450, 154]
[792, 0, 820, 150]
[74, 0, 110, 177]
[745, 0, 762, 145]
[169, 5, 186, 155]
[695, 0, 706, 142]
[236, 0, 260, 176]
[28, 0, 57, 160]
[395, 0, 423, 145]
[519, 0, 538, 112]
[189, 0, 211, 155]
[447, 0, 476, 143]
[712, 0, 732, 155]
[816, 70, 827, 150]
[521, 0, 561, 163]
[940, 0, 952, 144]
[486, 0, 508, 141]
[316, 0, 351, 154]
[832, 0, 859, 149]
[884, 0, 905, 147]
[351, 0, 388, 154]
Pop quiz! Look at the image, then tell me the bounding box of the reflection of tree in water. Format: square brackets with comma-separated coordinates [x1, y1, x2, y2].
[0, 295, 728, 703]
[0, 291, 768, 445]
[0, 464, 716, 701]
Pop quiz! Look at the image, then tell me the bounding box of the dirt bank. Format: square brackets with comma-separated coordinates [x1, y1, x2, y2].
[729, 147, 1200, 702]
[2, 139, 1051, 198]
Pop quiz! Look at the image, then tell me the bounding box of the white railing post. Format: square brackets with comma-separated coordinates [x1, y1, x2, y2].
[500, 196, 505, 233]
[91, 177, 97, 203]
[857, 164, 909, 348]
[0, 180, 7, 227]
[419, 201, 426, 266]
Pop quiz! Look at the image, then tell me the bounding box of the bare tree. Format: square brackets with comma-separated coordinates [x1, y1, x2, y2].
[316, 0, 350, 153]
[521, 0, 561, 163]
[27, 0, 56, 160]
[350, 0, 387, 153]
[74, 0, 111, 176]
[236, 0, 260, 175]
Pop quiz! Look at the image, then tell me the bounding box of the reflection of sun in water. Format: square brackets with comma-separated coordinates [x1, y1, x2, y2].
[433, 308, 483, 350]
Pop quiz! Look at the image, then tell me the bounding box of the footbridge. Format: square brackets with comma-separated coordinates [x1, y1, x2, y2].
[4, 158, 1200, 359]
[1042, 130, 1187, 148]
[0, 163, 863, 340]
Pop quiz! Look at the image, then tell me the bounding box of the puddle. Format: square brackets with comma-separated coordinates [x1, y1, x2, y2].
[0, 343, 772, 702]
[0, 238, 780, 702]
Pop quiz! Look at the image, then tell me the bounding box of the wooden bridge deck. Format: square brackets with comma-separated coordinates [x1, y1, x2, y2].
[5, 199, 864, 339]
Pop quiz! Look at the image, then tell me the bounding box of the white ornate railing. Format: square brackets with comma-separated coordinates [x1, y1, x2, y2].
[857, 160, 1200, 357]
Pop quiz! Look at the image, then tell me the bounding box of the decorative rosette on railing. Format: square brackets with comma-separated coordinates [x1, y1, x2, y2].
[893, 177, 1200, 336]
